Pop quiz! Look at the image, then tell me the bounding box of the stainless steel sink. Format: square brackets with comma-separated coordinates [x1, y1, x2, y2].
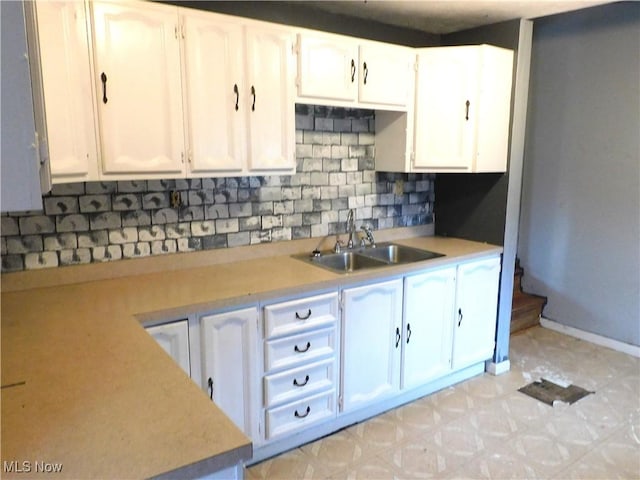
[299, 251, 388, 273]
[358, 243, 444, 264]
[294, 243, 444, 274]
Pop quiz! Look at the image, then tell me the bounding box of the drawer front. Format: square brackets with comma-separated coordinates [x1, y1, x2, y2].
[265, 390, 336, 440]
[265, 327, 336, 372]
[264, 292, 339, 339]
[264, 358, 335, 408]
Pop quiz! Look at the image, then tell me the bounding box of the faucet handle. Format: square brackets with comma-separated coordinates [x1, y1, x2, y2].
[334, 237, 344, 253]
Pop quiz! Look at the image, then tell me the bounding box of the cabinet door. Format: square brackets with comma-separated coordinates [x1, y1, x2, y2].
[0, 0, 47, 213]
[403, 267, 456, 389]
[91, 1, 185, 177]
[245, 26, 295, 173]
[200, 307, 258, 440]
[414, 46, 479, 171]
[342, 279, 403, 412]
[146, 320, 191, 376]
[452, 257, 501, 370]
[182, 11, 245, 176]
[36, 1, 99, 183]
[297, 34, 358, 102]
[358, 43, 413, 107]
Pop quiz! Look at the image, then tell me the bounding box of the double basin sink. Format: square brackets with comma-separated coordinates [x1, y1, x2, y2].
[294, 242, 444, 274]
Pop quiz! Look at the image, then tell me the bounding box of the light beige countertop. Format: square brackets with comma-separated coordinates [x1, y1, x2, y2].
[1, 229, 501, 479]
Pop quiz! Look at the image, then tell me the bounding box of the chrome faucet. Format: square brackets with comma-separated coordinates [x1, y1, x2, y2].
[346, 209, 357, 248]
[361, 224, 376, 247]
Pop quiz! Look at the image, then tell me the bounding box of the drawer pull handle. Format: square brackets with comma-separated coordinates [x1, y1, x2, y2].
[395, 327, 401, 348]
[207, 377, 214, 401]
[295, 309, 312, 320]
[294, 342, 311, 353]
[458, 308, 463, 327]
[233, 83, 239, 111]
[293, 375, 310, 387]
[294, 406, 311, 418]
[407, 323, 412, 344]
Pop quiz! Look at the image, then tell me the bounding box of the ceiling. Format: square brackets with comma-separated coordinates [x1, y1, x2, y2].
[299, 1, 615, 34]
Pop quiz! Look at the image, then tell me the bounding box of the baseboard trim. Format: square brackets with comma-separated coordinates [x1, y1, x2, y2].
[540, 317, 640, 358]
[485, 359, 511, 375]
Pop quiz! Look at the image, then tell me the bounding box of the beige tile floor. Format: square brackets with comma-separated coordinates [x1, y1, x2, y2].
[247, 326, 640, 479]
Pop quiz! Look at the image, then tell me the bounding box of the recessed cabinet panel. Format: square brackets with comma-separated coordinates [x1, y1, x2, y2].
[182, 12, 245, 175]
[341, 279, 403, 412]
[91, 1, 185, 176]
[402, 267, 456, 389]
[297, 35, 358, 101]
[452, 257, 501, 370]
[200, 307, 259, 440]
[36, 1, 99, 183]
[146, 320, 191, 376]
[414, 47, 478, 171]
[245, 26, 295, 172]
[358, 43, 413, 107]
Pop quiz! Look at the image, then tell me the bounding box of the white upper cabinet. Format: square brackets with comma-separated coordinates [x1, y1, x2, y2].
[297, 35, 358, 102]
[413, 45, 513, 173]
[376, 44, 513, 174]
[91, 0, 186, 178]
[182, 12, 245, 176]
[297, 33, 414, 110]
[182, 12, 295, 176]
[245, 26, 296, 173]
[357, 43, 414, 108]
[36, 1, 99, 184]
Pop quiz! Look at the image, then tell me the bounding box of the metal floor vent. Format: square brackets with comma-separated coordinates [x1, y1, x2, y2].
[518, 378, 594, 406]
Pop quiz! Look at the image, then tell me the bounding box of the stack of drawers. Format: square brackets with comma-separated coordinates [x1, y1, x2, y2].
[262, 291, 339, 440]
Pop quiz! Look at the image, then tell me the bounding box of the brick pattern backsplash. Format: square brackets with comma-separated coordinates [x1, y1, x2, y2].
[1, 106, 434, 272]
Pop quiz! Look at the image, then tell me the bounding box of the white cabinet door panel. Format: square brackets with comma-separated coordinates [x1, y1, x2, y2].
[37, 1, 99, 183]
[358, 44, 413, 107]
[183, 12, 245, 175]
[342, 279, 403, 412]
[245, 26, 295, 172]
[146, 320, 191, 376]
[452, 257, 501, 370]
[297, 35, 358, 102]
[201, 307, 258, 440]
[403, 267, 456, 389]
[414, 47, 478, 171]
[92, 1, 185, 176]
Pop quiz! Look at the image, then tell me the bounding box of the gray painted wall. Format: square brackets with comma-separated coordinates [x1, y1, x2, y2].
[519, 2, 640, 346]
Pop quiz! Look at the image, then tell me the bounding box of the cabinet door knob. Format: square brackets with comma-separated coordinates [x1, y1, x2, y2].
[295, 309, 312, 320]
[465, 100, 470, 121]
[350, 59, 356, 82]
[363, 62, 368, 85]
[294, 341, 311, 353]
[395, 327, 401, 348]
[233, 84, 239, 111]
[293, 375, 310, 387]
[294, 406, 311, 418]
[251, 85, 256, 111]
[100, 72, 108, 104]
[458, 308, 463, 327]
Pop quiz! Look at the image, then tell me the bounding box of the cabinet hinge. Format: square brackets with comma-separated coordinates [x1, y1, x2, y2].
[181, 152, 185, 164]
[181, 23, 185, 39]
[174, 25, 178, 39]
[338, 395, 343, 410]
[414, 61, 419, 72]
[292, 39, 299, 56]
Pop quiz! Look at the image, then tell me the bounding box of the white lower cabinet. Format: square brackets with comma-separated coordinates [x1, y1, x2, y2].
[402, 267, 456, 389]
[146, 320, 191, 376]
[452, 256, 501, 370]
[200, 307, 259, 442]
[341, 279, 403, 412]
[262, 292, 339, 441]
